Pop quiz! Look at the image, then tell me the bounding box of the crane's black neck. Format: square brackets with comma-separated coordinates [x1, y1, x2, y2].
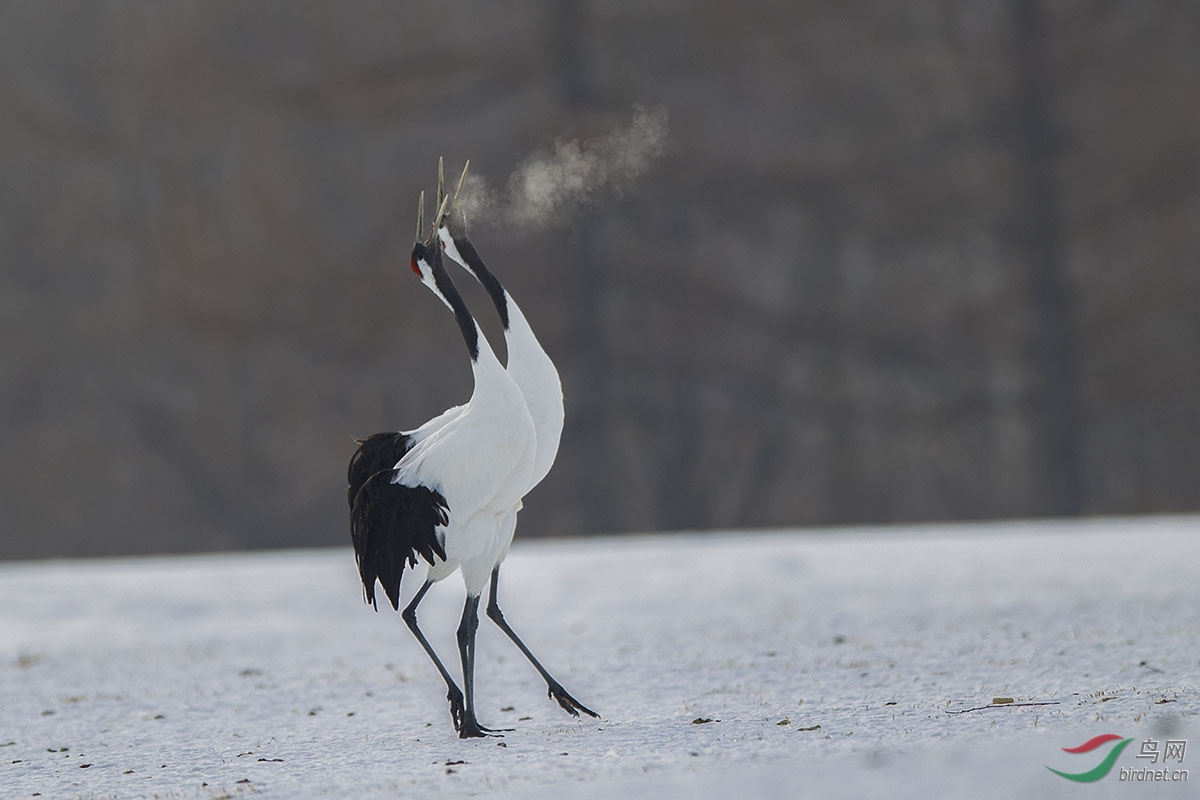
[453, 235, 510, 330]
[429, 246, 480, 362]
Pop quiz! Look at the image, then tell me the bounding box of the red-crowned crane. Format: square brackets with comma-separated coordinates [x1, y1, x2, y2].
[348, 194, 535, 738]
[435, 159, 597, 720]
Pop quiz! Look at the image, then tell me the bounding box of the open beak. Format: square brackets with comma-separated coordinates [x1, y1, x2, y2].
[420, 158, 471, 246]
[415, 188, 450, 245]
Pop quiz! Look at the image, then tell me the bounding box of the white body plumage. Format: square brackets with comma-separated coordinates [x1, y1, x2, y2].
[399, 246, 536, 595]
[438, 229, 564, 568]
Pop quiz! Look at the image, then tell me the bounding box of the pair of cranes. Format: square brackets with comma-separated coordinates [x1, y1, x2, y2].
[347, 160, 597, 738]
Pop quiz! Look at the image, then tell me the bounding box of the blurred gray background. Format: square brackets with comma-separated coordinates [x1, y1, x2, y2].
[2, 1, 1197, 559]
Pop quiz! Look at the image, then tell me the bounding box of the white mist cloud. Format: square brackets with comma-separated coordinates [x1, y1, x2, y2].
[455, 105, 669, 231]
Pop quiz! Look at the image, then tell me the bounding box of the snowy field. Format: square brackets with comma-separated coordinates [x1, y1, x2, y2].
[2, 517, 1197, 799]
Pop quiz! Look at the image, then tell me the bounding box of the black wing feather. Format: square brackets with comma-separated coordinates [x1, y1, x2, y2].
[349, 468, 448, 611]
[347, 432, 415, 510]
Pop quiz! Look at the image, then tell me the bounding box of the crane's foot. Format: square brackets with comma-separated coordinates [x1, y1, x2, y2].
[457, 718, 510, 739]
[548, 682, 599, 719]
[447, 687, 466, 733]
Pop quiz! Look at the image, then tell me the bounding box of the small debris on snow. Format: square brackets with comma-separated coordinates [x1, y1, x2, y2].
[1, 521, 1196, 799]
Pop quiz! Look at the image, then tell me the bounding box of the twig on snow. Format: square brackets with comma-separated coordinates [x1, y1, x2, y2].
[945, 700, 1061, 715]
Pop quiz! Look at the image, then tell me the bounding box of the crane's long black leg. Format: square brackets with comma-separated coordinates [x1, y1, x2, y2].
[401, 580, 466, 733]
[486, 566, 599, 719]
[454, 593, 506, 738]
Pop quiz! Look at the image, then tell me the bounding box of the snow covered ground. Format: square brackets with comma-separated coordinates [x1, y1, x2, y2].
[1, 517, 1197, 799]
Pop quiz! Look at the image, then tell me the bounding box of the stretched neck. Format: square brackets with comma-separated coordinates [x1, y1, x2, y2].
[429, 257, 483, 364]
[450, 234, 511, 331]
[443, 232, 554, 374]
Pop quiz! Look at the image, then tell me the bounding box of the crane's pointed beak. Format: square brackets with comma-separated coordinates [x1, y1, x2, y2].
[449, 160, 470, 230]
[415, 190, 425, 245]
[436, 157, 446, 217]
[452, 161, 469, 209]
[431, 193, 451, 237]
